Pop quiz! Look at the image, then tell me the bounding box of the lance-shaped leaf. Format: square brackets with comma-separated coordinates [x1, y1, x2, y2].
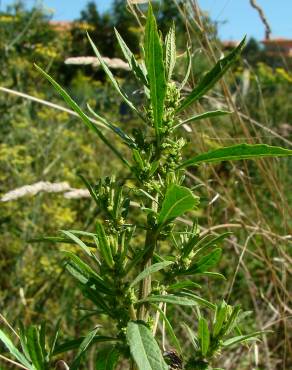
[70, 327, 99, 370]
[49, 320, 60, 358]
[222, 331, 265, 347]
[165, 22, 176, 81]
[176, 37, 246, 113]
[63, 251, 110, 294]
[87, 33, 140, 117]
[18, 323, 31, 362]
[144, 3, 167, 138]
[198, 318, 210, 357]
[168, 280, 201, 291]
[26, 326, 45, 370]
[127, 322, 168, 370]
[176, 292, 215, 309]
[54, 336, 117, 355]
[193, 232, 232, 258]
[130, 261, 174, 288]
[114, 28, 148, 86]
[0, 329, 32, 369]
[182, 323, 199, 351]
[213, 301, 228, 337]
[96, 346, 120, 370]
[174, 110, 231, 129]
[61, 230, 92, 256]
[178, 143, 292, 168]
[35, 64, 129, 168]
[179, 46, 192, 90]
[137, 294, 200, 306]
[158, 184, 199, 226]
[95, 222, 114, 268]
[186, 248, 222, 274]
[87, 103, 137, 148]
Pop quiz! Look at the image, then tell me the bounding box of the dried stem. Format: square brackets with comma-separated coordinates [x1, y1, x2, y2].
[249, 0, 272, 39]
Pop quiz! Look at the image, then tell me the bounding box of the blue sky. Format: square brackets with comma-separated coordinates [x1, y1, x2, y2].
[1, 0, 291, 40]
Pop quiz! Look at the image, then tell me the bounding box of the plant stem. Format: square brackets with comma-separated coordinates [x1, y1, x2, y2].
[138, 230, 157, 321]
[138, 196, 158, 321]
[129, 303, 137, 321]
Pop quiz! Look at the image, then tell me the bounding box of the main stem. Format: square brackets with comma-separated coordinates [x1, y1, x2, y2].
[138, 196, 158, 321]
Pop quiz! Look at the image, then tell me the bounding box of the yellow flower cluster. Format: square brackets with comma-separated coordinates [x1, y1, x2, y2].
[35, 43, 58, 58]
[0, 15, 18, 22]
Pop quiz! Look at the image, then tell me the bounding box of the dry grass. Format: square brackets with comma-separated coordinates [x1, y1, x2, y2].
[170, 1, 292, 368]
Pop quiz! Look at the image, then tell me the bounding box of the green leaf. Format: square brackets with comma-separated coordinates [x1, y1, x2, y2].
[144, 3, 167, 139]
[19, 322, 30, 361]
[177, 292, 215, 310]
[27, 326, 45, 370]
[198, 318, 210, 357]
[181, 323, 199, 351]
[158, 184, 199, 226]
[0, 329, 32, 369]
[39, 323, 46, 361]
[35, 64, 130, 168]
[174, 110, 231, 129]
[182, 232, 231, 259]
[87, 33, 140, 117]
[186, 248, 222, 274]
[137, 294, 199, 306]
[96, 346, 120, 370]
[49, 320, 60, 358]
[95, 222, 115, 268]
[222, 331, 264, 347]
[181, 233, 201, 258]
[179, 47, 192, 90]
[213, 301, 228, 337]
[18, 322, 31, 363]
[67, 230, 97, 237]
[168, 280, 201, 291]
[114, 28, 148, 86]
[150, 304, 182, 354]
[179, 143, 292, 168]
[199, 271, 226, 280]
[165, 23, 176, 81]
[70, 327, 99, 370]
[129, 261, 173, 288]
[193, 232, 231, 257]
[78, 174, 100, 206]
[222, 305, 241, 336]
[64, 251, 97, 282]
[54, 336, 117, 355]
[87, 103, 136, 149]
[61, 230, 92, 256]
[127, 322, 168, 370]
[63, 251, 110, 294]
[176, 37, 246, 112]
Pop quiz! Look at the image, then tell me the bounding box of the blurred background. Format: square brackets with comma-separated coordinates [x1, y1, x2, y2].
[0, 1, 291, 369]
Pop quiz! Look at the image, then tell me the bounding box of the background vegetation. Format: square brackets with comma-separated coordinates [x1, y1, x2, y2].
[0, 0, 291, 369]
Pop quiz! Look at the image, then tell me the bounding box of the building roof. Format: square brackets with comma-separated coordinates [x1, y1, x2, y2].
[49, 21, 73, 31]
[261, 38, 292, 47]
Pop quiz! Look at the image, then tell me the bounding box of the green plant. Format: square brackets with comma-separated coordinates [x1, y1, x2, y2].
[0, 322, 59, 370]
[1, 3, 292, 370]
